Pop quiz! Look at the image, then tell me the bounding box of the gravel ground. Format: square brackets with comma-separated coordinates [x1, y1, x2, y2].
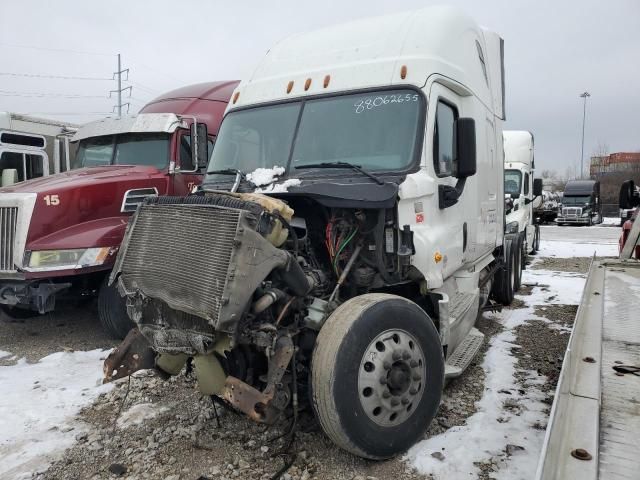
[2, 252, 583, 480]
[530, 256, 597, 273]
[0, 303, 116, 366]
[37, 313, 505, 480]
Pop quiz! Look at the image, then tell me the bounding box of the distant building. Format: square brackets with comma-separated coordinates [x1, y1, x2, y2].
[590, 152, 640, 215]
[590, 152, 640, 177]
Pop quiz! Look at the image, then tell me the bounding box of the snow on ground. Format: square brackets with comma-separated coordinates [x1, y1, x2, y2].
[537, 224, 620, 257]
[246, 166, 285, 186]
[116, 402, 170, 428]
[601, 216, 620, 226]
[407, 226, 610, 479]
[0, 349, 112, 480]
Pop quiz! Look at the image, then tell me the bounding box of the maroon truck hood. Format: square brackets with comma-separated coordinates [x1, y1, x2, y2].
[0, 166, 170, 259]
[0, 166, 162, 194]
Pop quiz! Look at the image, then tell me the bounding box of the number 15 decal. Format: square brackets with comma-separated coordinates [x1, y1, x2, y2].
[44, 194, 60, 206]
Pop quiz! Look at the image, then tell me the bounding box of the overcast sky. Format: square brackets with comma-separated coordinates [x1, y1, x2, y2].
[1, 0, 638, 175]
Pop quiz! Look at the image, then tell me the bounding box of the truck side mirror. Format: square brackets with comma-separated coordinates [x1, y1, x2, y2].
[190, 122, 208, 169]
[455, 118, 476, 178]
[533, 178, 543, 197]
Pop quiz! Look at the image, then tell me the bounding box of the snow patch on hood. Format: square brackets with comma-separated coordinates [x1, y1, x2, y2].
[255, 178, 302, 193]
[246, 166, 285, 187]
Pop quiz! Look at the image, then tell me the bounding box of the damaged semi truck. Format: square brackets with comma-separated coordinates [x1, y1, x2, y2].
[0, 81, 238, 336]
[106, 7, 516, 458]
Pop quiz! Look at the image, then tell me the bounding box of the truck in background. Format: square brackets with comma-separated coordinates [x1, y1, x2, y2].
[0, 81, 239, 338]
[0, 112, 78, 184]
[503, 131, 543, 289]
[556, 179, 602, 225]
[103, 7, 519, 460]
[619, 179, 640, 226]
[534, 190, 560, 224]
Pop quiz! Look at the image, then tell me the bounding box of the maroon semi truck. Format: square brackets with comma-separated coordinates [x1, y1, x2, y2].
[0, 80, 239, 337]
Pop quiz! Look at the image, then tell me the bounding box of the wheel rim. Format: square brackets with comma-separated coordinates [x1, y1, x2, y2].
[357, 329, 426, 427]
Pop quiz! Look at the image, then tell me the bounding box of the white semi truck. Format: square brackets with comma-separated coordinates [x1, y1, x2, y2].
[503, 130, 543, 288]
[103, 7, 519, 459]
[0, 112, 78, 185]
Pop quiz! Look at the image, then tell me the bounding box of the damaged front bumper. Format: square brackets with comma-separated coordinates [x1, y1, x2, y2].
[104, 329, 295, 425]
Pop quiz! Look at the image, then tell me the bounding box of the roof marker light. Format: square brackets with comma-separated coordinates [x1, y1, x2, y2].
[304, 78, 312, 91]
[400, 65, 407, 79]
[323, 75, 331, 88]
[287, 81, 294, 94]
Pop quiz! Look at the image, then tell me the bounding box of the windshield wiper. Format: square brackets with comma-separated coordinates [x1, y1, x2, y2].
[206, 168, 251, 193]
[295, 161, 384, 185]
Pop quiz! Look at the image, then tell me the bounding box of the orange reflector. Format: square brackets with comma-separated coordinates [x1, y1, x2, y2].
[233, 91, 240, 104]
[287, 81, 294, 93]
[323, 75, 330, 88]
[304, 78, 312, 91]
[434, 252, 443, 263]
[400, 65, 407, 79]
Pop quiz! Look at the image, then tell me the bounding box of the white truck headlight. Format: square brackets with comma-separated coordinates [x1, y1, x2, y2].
[25, 247, 113, 271]
[505, 221, 519, 234]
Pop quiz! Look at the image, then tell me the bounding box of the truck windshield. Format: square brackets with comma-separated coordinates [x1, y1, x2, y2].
[207, 89, 422, 180]
[74, 133, 170, 169]
[504, 169, 522, 195]
[563, 195, 591, 205]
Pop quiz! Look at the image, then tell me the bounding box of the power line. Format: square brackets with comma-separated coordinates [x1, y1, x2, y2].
[125, 80, 161, 95]
[0, 42, 113, 56]
[0, 90, 106, 99]
[0, 72, 112, 81]
[23, 112, 112, 116]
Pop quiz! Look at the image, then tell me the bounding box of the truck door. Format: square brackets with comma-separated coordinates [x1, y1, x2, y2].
[169, 131, 213, 195]
[427, 83, 466, 276]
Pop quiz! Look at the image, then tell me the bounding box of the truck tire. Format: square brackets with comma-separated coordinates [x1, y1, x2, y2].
[98, 277, 135, 339]
[513, 234, 524, 292]
[311, 293, 444, 459]
[492, 236, 516, 305]
[531, 225, 540, 253]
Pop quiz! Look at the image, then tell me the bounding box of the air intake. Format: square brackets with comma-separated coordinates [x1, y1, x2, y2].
[121, 188, 158, 213]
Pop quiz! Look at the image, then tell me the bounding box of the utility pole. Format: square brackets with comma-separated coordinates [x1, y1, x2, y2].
[110, 54, 131, 117]
[579, 91, 591, 179]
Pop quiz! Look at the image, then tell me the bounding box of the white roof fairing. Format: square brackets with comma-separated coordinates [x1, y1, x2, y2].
[229, 6, 505, 120]
[504, 130, 534, 167]
[72, 113, 186, 142]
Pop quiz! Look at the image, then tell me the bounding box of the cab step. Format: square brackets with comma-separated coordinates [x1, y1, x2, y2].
[444, 327, 485, 379]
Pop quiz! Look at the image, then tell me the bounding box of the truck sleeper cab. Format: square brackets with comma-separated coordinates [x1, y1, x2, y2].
[105, 7, 517, 459]
[503, 130, 543, 289]
[556, 179, 602, 225]
[0, 81, 238, 337]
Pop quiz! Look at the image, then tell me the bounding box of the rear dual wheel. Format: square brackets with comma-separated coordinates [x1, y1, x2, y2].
[492, 235, 518, 305]
[311, 294, 444, 459]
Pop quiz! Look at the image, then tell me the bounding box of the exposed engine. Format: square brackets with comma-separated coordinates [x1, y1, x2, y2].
[107, 191, 418, 423]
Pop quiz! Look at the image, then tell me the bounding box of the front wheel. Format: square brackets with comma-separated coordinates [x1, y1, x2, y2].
[98, 277, 135, 339]
[311, 294, 444, 459]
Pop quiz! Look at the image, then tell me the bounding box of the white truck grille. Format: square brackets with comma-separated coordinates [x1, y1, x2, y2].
[0, 193, 37, 273]
[0, 207, 18, 271]
[562, 207, 581, 217]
